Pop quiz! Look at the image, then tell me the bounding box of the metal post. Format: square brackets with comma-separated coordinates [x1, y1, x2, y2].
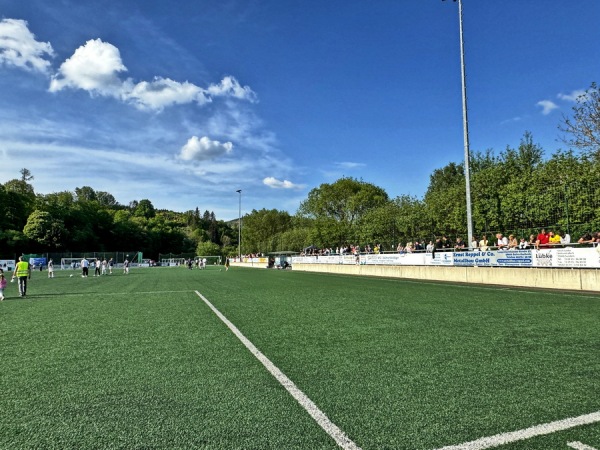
[236, 189, 242, 261]
[458, 0, 474, 248]
[445, 0, 474, 247]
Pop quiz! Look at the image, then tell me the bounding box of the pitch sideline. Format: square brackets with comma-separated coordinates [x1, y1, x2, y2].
[436, 410, 600, 450]
[194, 290, 362, 450]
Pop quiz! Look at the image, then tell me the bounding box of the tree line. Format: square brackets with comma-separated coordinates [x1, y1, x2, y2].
[0, 169, 236, 259]
[2, 83, 599, 258]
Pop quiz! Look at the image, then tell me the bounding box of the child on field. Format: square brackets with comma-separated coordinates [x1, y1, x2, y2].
[0, 273, 7, 300]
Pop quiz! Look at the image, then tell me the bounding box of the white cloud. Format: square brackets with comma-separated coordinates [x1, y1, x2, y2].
[207, 76, 257, 102]
[0, 18, 54, 73]
[263, 177, 303, 189]
[49, 39, 127, 96]
[178, 136, 233, 161]
[558, 89, 587, 103]
[500, 116, 523, 125]
[536, 100, 559, 115]
[127, 77, 210, 110]
[335, 161, 365, 169]
[49, 38, 256, 111]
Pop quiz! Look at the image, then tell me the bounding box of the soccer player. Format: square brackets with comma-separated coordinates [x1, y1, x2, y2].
[81, 257, 89, 277]
[47, 259, 54, 278]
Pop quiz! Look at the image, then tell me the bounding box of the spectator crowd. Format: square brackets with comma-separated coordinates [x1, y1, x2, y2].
[299, 229, 600, 256]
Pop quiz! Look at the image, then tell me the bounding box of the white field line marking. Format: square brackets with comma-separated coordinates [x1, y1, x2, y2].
[568, 442, 598, 450]
[35, 290, 192, 298]
[436, 411, 600, 450]
[194, 290, 361, 450]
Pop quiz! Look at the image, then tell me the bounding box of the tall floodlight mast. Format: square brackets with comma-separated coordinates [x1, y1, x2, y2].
[444, 0, 473, 247]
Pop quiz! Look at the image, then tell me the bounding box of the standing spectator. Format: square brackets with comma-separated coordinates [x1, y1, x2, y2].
[12, 256, 31, 297]
[549, 231, 561, 246]
[528, 234, 537, 247]
[454, 237, 465, 250]
[507, 234, 518, 250]
[81, 257, 89, 277]
[0, 272, 7, 301]
[441, 236, 452, 250]
[47, 259, 54, 278]
[560, 231, 571, 246]
[479, 235, 489, 251]
[518, 238, 529, 249]
[577, 232, 594, 245]
[536, 229, 550, 248]
[470, 235, 478, 250]
[496, 233, 508, 250]
[426, 241, 434, 253]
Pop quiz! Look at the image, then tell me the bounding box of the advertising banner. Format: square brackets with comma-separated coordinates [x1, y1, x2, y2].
[0, 260, 16, 271]
[453, 250, 533, 267]
[427, 251, 454, 266]
[532, 247, 600, 268]
[292, 246, 600, 269]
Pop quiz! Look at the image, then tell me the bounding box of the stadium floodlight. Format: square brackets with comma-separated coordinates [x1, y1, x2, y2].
[444, 0, 473, 248]
[236, 189, 242, 261]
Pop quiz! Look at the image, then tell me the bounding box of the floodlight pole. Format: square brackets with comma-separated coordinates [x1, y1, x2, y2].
[458, 0, 474, 248]
[236, 189, 242, 261]
[445, 0, 474, 248]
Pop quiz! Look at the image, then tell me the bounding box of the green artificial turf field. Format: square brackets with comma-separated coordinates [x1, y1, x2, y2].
[0, 266, 598, 449]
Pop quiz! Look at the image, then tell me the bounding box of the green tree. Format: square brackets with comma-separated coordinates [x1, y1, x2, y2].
[3, 178, 36, 230]
[196, 241, 221, 256]
[560, 82, 600, 156]
[242, 209, 293, 253]
[20, 168, 34, 182]
[96, 191, 118, 207]
[23, 210, 68, 248]
[298, 177, 389, 246]
[75, 186, 97, 202]
[423, 162, 466, 235]
[134, 199, 156, 219]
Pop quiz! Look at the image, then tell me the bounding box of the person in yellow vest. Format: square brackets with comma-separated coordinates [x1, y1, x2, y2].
[12, 256, 31, 298]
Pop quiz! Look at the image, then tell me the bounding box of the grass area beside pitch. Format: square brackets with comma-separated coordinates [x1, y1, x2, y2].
[0, 266, 599, 449]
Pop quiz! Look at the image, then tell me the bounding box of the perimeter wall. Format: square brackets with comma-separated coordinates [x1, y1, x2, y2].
[230, 248, 600, 292]
[290, 263, 600, 292]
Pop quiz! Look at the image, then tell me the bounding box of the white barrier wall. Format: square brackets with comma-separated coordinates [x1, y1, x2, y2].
[231, 248, 600, 292]
[289, 263, 600, 292]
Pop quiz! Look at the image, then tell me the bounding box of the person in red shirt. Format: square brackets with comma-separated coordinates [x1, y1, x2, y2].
[536, 228, 550, 249]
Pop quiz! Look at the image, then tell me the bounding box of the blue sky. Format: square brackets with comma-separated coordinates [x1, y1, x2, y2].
[1, 0, 598, 220]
